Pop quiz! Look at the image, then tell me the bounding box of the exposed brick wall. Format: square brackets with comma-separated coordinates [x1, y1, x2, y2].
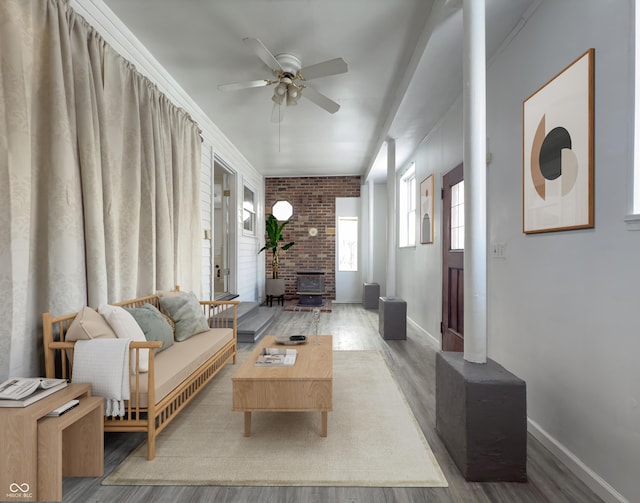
[265, 176, 361, 301]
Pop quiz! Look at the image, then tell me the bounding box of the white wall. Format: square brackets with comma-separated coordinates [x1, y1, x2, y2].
[397, 101, 463, 343]
[396, 1, 639, 501]
[373, 183, 389, 296]
[200, 145, 214, 299]
[361, 183, 388, 298]
[236, 173, 263, 302]
[487, 1, 638, 501]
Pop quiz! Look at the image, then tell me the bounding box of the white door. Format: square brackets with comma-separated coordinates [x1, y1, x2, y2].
[213, 159, 236, 299]
[335, 197, 361, 302]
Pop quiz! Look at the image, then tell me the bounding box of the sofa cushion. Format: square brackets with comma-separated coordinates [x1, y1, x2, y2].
[66, 306, 117, 342]
[158, 291, 209, 342]
[123, 303, 174, 354]
[160, 312, 176, 334]
[98, 304, 149, 373]
[129, 327, 233, 408]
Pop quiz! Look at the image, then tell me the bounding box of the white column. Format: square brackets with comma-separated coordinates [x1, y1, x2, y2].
[368, 179, 375, 283]
[386, 139, 397, 297]
[463, 0, 487, 364]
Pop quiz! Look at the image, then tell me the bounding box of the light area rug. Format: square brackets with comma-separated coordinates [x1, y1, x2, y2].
[103, 350, 448, 487]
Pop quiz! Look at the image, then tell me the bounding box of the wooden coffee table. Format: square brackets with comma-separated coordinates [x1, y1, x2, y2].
[232, 335, 332, 437]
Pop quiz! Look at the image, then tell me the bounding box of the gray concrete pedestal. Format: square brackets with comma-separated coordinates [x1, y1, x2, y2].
[378, 297, 406, 340]
[436, 352, 527, 482]
[362, 283, 380, 309]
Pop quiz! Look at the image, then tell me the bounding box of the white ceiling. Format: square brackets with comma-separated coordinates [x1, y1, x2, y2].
[100, 0, 537, 182]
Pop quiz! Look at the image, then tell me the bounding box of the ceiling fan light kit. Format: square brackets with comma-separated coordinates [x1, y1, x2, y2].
[272, 79, 289, 104]
[218, 37, 348, 122]
[286, 86, 299, 105]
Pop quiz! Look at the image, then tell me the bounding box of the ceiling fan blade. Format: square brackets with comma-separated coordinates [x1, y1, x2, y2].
[243, 37, 283, 72]
[271, 102, 285, 123]
[217, 79, 271, 92]
[300, 58, 348, 81]
[301, 86, 340, 114]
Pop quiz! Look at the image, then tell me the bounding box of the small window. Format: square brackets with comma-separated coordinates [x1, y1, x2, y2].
[338, 217, 358, 271]
[399, 163, 416, 247]
[243, 185, 256, 234]
[272, 200, 293, 221]
[450, 180, 465, 250]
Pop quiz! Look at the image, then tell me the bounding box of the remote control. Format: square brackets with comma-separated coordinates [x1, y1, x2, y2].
[46, 399, 80, 417]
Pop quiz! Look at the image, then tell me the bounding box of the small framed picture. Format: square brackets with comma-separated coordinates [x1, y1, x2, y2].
[420, 174, 434, 244]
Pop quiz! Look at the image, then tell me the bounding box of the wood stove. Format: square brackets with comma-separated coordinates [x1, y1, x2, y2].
[296, 270, 325, 306]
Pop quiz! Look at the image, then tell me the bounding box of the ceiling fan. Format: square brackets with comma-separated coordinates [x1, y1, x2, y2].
[218, 38, 348, 122]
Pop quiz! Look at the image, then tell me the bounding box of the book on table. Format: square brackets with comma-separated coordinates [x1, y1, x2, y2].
[0, 377, 68, 407]
[255, 348, 297, 366]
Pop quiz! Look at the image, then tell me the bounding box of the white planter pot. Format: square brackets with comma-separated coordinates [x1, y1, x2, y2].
[266, 278, 285, 296]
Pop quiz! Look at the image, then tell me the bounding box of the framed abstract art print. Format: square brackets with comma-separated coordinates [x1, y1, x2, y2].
[522, 48, 594, 234]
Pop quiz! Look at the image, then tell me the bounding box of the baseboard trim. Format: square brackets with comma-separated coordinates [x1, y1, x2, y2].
[406, 313, 626, 501]
[527, 418, 628, 503]
[407, 316, 440, 349]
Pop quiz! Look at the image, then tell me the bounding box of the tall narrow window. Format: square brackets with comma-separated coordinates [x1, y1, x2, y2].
[338, 217, 358, 271]
[450, 180, 465, 250]
[243, 185, 256, 234]
[634, 0, 640, 215]
[624, 1, 640, 228]
[399, 163, 416, 247]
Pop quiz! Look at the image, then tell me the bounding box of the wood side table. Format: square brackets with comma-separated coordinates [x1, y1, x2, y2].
[0, 383, 103, 502]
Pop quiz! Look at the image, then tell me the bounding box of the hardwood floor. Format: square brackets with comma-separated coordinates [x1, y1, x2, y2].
[63, 304, 603, 502]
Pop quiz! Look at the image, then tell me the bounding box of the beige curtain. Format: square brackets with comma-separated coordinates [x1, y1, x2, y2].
[0, 0, 202, 379]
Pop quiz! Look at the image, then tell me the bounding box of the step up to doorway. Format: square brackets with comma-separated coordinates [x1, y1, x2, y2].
[235, 302, 277, 343]
[215, 293, 240, 301]
[234, 301, 260, 320]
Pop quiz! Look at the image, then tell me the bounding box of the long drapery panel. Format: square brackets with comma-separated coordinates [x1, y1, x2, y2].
[0, 0, 202, 379]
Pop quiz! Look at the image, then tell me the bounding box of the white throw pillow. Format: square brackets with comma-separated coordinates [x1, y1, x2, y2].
[98, 304, 149, 373]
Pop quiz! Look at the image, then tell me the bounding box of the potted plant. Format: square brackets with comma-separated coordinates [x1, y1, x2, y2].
[258, 214, 295, 298]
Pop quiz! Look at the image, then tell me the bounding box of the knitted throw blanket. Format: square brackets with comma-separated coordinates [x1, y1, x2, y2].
[73, 338, 131, 417]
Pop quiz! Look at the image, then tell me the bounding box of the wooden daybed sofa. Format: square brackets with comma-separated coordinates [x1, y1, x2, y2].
[42, 288, 238, 460]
